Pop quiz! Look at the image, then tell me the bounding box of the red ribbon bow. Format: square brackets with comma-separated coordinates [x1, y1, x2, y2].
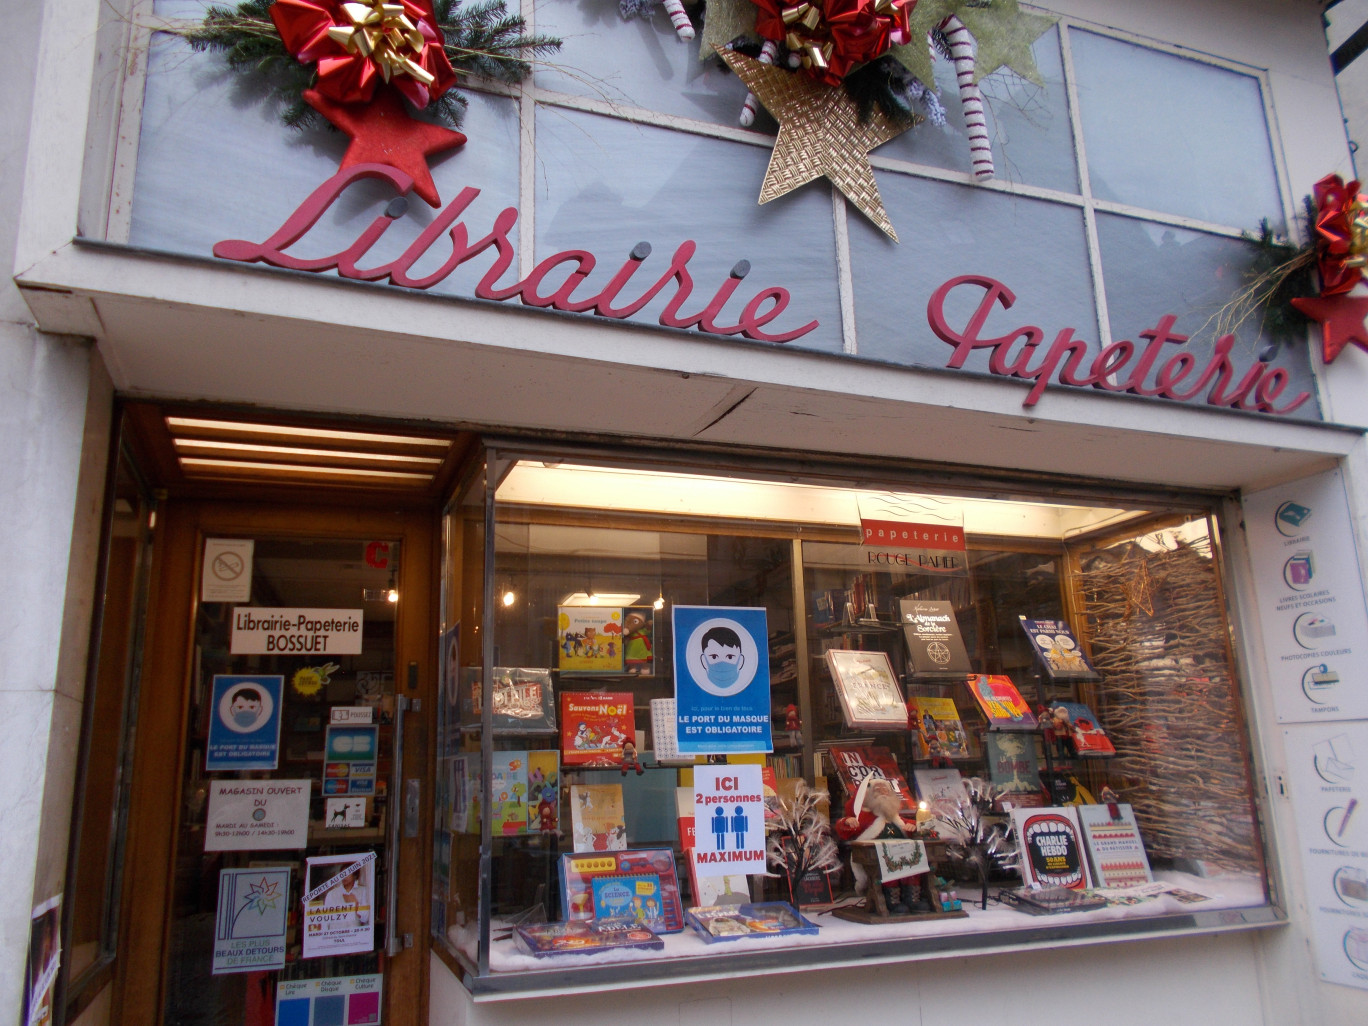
[1312, 173, 1367, 297]
[750, 0, 914, 86]
[271, 0, 457, 108]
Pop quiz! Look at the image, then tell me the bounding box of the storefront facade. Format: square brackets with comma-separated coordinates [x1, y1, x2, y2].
[5, 0, 1368, 1023]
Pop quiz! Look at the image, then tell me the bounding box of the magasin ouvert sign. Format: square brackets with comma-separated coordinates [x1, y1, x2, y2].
[215, 162, 1311, 417]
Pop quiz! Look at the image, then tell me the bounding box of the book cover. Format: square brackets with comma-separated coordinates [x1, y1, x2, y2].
[825, 745, 916, 815]
[965, 674, 1039, 730]
[489, 752, 529, 836]
[514, 919, 663, 956]
[908, 696, 970, 759]
[825, 649, 909, 730]
[899, 599, 972, 677]
[912, 766, 967, 807]
[1051, 701, 1116, 757]
[560, 692, 635, 767]
[557, 607, 626, 674]
[1078, 803, 1153, 887]
[1011, 806, 1092, 890]
[464, 667, 557, 734]
[983, 733, 1044, 806]
[591, 874, 664, 929]
[687, 849, 752, 907]
[568, 784, 626, 852]
[675, 787, 696, 850]
[526, 750, 560, 834]
[559, 849, 685, 932]
[1018, 617, 1099, 681]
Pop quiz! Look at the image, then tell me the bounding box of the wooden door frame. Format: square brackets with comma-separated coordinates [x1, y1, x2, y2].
[113, 498, 437, 1026]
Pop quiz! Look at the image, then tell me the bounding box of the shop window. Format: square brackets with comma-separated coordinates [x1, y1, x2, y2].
[1069, 29, 1283, 232]
[431, 448, 1276, 994]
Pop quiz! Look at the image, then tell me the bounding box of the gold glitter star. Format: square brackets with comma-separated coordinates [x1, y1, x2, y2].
[719, 48, 915, 241]
[957, 0, 1055, 86]
[890, 0, 959, 86]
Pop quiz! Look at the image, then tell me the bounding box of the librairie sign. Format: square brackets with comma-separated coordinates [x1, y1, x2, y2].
[230, 607, 364, 655]
[215, 167, 1312, 417]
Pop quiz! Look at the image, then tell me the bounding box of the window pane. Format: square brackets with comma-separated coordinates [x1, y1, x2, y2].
[1070, 29, 1282, 231]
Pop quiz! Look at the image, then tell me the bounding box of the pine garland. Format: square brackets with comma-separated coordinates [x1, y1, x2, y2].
[181, 0, 561, 130]
[1209, 196, 1317, 349]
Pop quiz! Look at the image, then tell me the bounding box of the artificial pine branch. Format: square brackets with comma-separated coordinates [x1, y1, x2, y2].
[181, 0, 560, 130]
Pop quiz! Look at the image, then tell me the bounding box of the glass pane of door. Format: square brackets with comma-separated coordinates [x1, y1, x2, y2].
[164, 535, 401, 1025]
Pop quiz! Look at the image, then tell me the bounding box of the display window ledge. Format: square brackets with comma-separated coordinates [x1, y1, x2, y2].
[441, 872, 1279, 1000]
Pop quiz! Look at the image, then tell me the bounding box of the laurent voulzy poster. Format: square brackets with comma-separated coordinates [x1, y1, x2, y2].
[302, 852, 377, 958]
[671, 606, 772, 755]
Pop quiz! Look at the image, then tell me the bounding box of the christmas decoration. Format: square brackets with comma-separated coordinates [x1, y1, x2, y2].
[764, 780, 840, 890]
[1310, 173, 1368, 296]
[720, 47, 912, 240]
[185, 0, 560, 130]
[305, 88, 466, 205]
[750, 0, 914, 87]
[621, 0, 698, 41]
[934, 776, 1015, 909]
[1291, 294, 1368, 364]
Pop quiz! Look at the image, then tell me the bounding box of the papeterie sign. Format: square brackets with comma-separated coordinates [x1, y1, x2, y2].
[230, 607, 364, 655]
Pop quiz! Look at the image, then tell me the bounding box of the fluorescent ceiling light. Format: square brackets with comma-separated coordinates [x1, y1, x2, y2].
[166, 416, 450, 449]
[558, 592, 641, 607]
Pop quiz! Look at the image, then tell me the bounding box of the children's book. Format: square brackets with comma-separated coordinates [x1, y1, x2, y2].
[560, 692, 635, 767]
[912, 766, 968, 807]
[1018, 617, 1099, 681]
[825, 649, 909, 731]
[899, 599, 972, 676]
[687, 849, 751, 908]
[526, 750, 559, 834]
[983, 733, 1043, 807]
[463, 667, 557, 734]
[1052, 701, 1115, 757]
[1010, 806, 1093, 891]
[568, 784, 626, 852]
[684, 902, 819, 943]
[559, 848, 685, 932]
[557, 607, 625, 674]
[514, 919, 663, 956]
[908, 696, 970, 759]
[1077, 803, 1153, 887]
[591, 875, 665, 930]
[825, 745, 916, 815]
[965, 674, 1038, 730]
[489, 752, 528, 836]
[675, 786, 696, 850]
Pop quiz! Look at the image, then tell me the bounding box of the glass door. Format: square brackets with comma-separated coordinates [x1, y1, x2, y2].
[122, 502, 433, 1026]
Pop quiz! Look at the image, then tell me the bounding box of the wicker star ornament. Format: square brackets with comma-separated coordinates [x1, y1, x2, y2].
[720, 47, 916, 241]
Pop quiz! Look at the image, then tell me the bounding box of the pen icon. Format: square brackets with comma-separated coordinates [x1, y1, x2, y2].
[1338, 799, 1358, 838]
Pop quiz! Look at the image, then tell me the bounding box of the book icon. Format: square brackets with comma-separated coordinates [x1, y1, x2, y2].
[1276, 500, 1312, 534]
[1285, 551, 1314, 588]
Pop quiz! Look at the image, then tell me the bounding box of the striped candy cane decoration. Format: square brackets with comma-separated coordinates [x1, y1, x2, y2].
[941, 14, 994, 180]
[739, 40, 779, 127]
[661, 0, 694, 40]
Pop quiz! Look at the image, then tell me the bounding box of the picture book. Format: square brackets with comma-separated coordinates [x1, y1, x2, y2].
[983, 733, 1044, 807]
[1050, 701, 1115, 757]
[559, 849, 685, 931]
[687, 849, 752, 908]
[825, 745, 916, 815]
[1010, 806, 1093, 891]
[912, 766, 968, 807]
[568, 784, 626, 852]
[489, 752, 529, 836]
[825, 649, 909, 730]
[908, 696, 970, 759]
[1018, 617, 1099, 681]
[899, 599, 972, 677]
[965, 674, 1038, 730]
[675, 787, 696, 849]
[684, 902, 819, 943]
[463, 667, 557, 734]
[526, 750, 559, 834]
[1077, 803, 1153, 887]
[557, 607, 625, 674]
[560, 692, 635, 767]
[591, 875, 665, 930]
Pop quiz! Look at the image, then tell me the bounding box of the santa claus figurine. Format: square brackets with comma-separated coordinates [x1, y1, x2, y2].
[835, 777, 927, 915]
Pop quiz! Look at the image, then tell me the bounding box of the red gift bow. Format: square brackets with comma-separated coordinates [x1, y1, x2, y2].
[271, 0, 457, 108]
[1312, 173, 1368, 297]
[750, 0, 915, 86]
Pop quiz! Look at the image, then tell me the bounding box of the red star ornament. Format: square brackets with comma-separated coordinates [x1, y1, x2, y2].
[1291, 294, 1368, 363]
[304, 88, 465, 207]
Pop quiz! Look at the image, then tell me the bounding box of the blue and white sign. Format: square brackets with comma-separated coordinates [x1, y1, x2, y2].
[671, 606, 772, 755]
[207, 675, 284, 771]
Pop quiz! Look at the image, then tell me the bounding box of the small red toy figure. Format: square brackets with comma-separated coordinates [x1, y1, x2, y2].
[784, 704, 801, 732]
[537, 797, 558, 832]
[619, 740, 644, 776]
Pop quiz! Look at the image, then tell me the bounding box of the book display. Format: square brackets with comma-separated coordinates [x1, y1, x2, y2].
[431, 452, 1275, 987]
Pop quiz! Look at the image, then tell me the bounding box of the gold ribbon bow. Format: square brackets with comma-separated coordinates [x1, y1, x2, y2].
[326, 0, 436, 86]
